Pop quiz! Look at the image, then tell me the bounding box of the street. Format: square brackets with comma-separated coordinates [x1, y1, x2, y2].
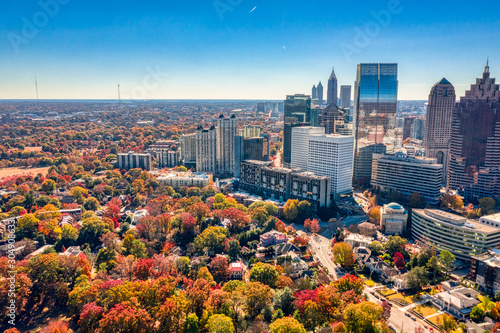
[309, 232, 431, 333]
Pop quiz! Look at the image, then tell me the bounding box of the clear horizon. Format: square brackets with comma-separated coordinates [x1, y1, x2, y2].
[0, 1, 498, 100]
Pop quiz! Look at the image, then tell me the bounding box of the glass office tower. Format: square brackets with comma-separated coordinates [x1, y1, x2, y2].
[283, 94, 313, 167]
[353, 63, 398, 182]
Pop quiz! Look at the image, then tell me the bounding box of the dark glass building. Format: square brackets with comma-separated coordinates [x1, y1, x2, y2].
[283, 94, 313, 167]
[448, 63, 500, 201]
[353, 63, 398, 181]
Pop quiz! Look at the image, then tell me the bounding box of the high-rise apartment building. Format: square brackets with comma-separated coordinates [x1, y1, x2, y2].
[327, 68, 338, 105]
[423, 78, 455, 181]
[283, 94, 313, 167]
[371, 153, 442, 205]
[308, 134, 354, 196]
[317, 82, 324, 106]
[217, 114, 237, 177]
[353, 63, 398, 181]
[196, 125, 217, 173]
[290, 126, 325, 170]
[117, 152, 153, 171]
[339, 85, 351, 108]
[181, 133, 197, 167]
[448, 63, 500, 201]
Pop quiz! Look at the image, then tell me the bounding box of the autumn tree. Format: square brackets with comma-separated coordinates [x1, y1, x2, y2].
[78, 217, 113, 248]
[304, 218, 320, 234]
[250, 262, 279, 288]
[344, 301, 383, 333]
[332, 242, 355, 266]
[69, 186, 89, 204]
[207, 314, 235, 333]
[98, 302, 153, 333]
[269, 317, 306, 333]
[188, 201, 211, 223]
[210, 256, 230, 282]
[156, 294, 189, 332]
[83, 197, 101, 211]
[243, 281, 273, 318]
[194, 226, 229, 253]
[284, 199, 299, 222]
[393, 252, 405, 269]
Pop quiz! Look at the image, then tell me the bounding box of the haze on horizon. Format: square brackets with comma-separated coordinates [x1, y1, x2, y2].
[0, 0, 498, 101]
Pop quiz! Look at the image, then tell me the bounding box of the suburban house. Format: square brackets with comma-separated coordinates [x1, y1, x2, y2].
[260, 230, 287, 247]
[229, 262, 245, 280]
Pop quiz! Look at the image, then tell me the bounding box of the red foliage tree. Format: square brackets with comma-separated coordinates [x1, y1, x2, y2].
[97, 302, 153, 333]
[393, 252, 405, 269]
[209, 256, 230, 282]
[134, 258, 155, 280]
[294, 289, 319, 312]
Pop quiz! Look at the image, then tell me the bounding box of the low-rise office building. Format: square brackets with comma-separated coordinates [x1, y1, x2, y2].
[411, 209, 500, 261]
[380, 202, 408, 235]
[240, 160, 330, 209]
[371, 153, 442, 205]
[157, 171, 213, 189]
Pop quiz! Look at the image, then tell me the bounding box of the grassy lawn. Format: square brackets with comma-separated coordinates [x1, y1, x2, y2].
[414, 304, 438, 317]
[364, 280, 375, 287]
[427, 313, 446, 327]
[387, 293, 419, 304]
[379, 287, 396, 297]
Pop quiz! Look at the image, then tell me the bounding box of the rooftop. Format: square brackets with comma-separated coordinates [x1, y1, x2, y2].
[418, 209, 500, 234]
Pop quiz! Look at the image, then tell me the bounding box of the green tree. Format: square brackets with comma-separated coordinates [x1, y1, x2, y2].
[249, 263, 279, 288]
[78, 217, 112, 249]
[297, 200, 313, 221]
[184, 313, 199, 333]
[194, 226, 229, 253]
[385, 235, 407, 254]
[16, 213, 40, 239]
[207, 314, 234, 333]
[439, 250, 455, 277]
[227, 239, 241, 261]
[426, 255, 440, 283]
[406, 266, 429, 290]
[409, 192, 427, 208]
[478, 295, 495, 313]
[83, 197, 101, 211]
[273, 287, 295, 316]
[479, 197, 496, 215]
[41, 179, 56, 194]
[269, 317, 306, 333]
[470, 306, 485, 322]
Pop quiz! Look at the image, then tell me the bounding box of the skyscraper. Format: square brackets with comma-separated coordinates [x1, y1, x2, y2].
[217, 114, 237, 177]
[196, 125, 217, 173]
[339, 85, 351, 108]
[319, 103, 347, 135]
[327, 67, 338, 105]
[312, 85, 317, 100]
[448, 62, 500, 201]
[283, 94, 312, 167]
[290, 126, 325, 170]
[353, 63, 398, 182]
[423, 78, 456, 181]
[317, 82, 324, 106]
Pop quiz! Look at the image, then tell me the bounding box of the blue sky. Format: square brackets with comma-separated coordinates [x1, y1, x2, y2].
[0, 0, 499, 100]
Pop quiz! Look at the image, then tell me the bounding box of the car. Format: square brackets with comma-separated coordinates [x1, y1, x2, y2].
[405, 313, 411, 318]
[370, 291, 375, 295]
[411, 316, 416, 321]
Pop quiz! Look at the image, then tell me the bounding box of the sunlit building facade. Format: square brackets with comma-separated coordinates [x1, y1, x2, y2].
[353, 63, 398, 181]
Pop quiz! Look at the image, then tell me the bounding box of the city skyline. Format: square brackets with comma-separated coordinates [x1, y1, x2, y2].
[0, 1, 499, 100]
